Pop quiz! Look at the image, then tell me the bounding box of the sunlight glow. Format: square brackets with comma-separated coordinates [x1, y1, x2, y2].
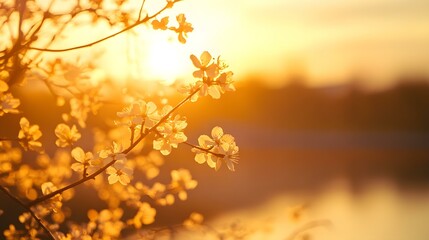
[143, 37, 187, 85]
[44, 0, 429, 88]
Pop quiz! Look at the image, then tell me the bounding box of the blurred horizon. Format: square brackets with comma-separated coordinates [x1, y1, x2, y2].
[179, 0, 429, 89]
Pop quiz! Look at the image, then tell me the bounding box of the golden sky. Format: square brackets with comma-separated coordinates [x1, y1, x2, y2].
[179, 0, 429, 88]
[45, 0, 429, 88]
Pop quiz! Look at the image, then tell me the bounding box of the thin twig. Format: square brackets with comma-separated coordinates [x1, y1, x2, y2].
[130, 125, 135, 146]
[0, 185, 56, 240]
[138, 0, 147, 21]
[184, 142, 224, 158]
[16, 0, 25, 46]
[28, 2, 175, 53]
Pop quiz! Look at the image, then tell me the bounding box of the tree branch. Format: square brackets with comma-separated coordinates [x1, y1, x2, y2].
[28, 1, 175, 53]
[27, 86, 200, 207]
[138, 0, 147, 21]
[184, 142, 224, 158]
[0, 185, 55, 240]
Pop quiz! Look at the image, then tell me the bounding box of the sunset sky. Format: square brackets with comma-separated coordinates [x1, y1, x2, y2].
[51, 0, 429, 88]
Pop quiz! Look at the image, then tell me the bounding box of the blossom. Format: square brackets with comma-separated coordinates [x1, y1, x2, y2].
[99, 141, 126, 163]
[41, 182, 59, 195]
[106, 161, 133, 185]
[192, 126, 239, 171]
[183, 212, 204, 230]
[116, 100, 157, 129]
[169, 169, 197, 201]
[151, 16, 169, 30]
[18, 117, 43, 152]
[194, 135, 217, 166]
[193, 126, 224, 166]
[145, 182, 174, 206]
[87, 208, 124, 238]
[218, 134, 240, 171]
[71, 147, 93, 173]
[48, 59, 92, 87]
[156, 104, 173, 118]
[153, 115, 187, 155]
[152, 13, 193, 43]
[128, 202, 156, 228]
[169, 14, 193, 43]
[216, 71, 236, 93]
[41, 182, 62, 212]
[55, 123, 81, 147]
[70, 92, 101, 128]
[190, 51, 219, 79]
[3, 224, 18, 240]
[0, 92, 20, 116]
[177, 81, 203, 102]
[186, 51, 235, 99]
[199, 80, 222, 99]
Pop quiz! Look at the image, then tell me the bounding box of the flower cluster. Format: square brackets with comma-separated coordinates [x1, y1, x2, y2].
[55, 124, 81, 147]
[128, 202, 156, 229]
[192, 126, 239, 171]
[106, 161, 133, 185]
[179, 51, 235, 101]
[18, 117, 43, 152]
[0, 93, 20, 116]
[116, 100, 158, 130]
[69, 91, 102, 128]
[145, 182, 175, 206]
[85, 208, 124, 239]
[41, 182, 63, 213]
[169, 168, 198, 201]
[100, 142, 133, 185]
[183, 212, 204, 230]
[152, 13, 194, 43]
[0, 76, 20, 116]
[153, 114, 188, 155]
[70, 147, 94, 174]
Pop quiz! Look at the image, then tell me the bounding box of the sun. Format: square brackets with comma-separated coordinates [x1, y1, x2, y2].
[146, 39, 184, 84]
[137, 33, 191, 85]
[100, 30, 193, 86]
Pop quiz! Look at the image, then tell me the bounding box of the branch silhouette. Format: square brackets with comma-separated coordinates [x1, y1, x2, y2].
[27, 1, 177, 53]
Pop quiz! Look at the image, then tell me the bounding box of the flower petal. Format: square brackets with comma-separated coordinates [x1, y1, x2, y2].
[205, 64, 219, 79]
[190, 55, 202, 68]
[211, 127, 224, 140]
[193, 70, 204, 79]
[215, 158, 222, 171]
[208, 85, 221, 99]
[71, 147, 85, 162]
[119, 174, 130, 185]
[194, 153, 207, 164]
[108, 175, 119, 184]
[200, 51, 212, 67]
[198, 135, 214, 147]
